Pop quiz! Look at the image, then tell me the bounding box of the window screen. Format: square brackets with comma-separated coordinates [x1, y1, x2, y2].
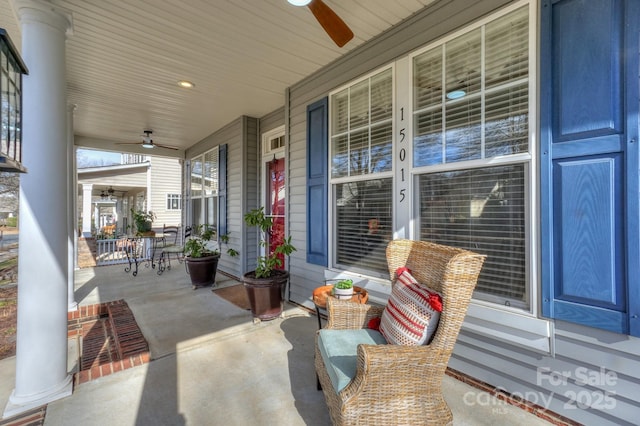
[413, 6, 529, 167]
[331, 68, 393, 178]
[334, 178, 393, 275]
[414, 6, 530, 306]
[418, 165, 526, 305]
[190, 148, 219, 230]
[330, 67, 394, 275]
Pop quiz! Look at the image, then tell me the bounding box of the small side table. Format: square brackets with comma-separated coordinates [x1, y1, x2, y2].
[312, 284, 369, 329]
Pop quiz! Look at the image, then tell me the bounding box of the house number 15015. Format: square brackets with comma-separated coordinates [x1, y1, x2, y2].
[398, 107, 407, 203]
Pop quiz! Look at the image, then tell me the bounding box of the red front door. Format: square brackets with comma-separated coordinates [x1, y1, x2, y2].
[267, 158, 285, 269]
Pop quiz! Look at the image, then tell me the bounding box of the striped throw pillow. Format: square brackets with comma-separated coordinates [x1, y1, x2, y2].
[379, 268, 443, 345]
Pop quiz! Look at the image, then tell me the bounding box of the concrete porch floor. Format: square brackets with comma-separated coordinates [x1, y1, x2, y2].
[1, 261, 552, 426]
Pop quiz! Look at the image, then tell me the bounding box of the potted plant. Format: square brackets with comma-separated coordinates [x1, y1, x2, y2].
[243, 207, 296, 321]
[184, 224, 220, 289]
[331, 279, 354, 300]
[131, 209, 156, 236]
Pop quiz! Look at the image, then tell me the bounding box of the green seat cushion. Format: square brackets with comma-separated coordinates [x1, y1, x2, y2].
[318, 329, 387, 393]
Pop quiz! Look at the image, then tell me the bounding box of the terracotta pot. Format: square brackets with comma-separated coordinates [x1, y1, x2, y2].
[243, 269, 289, 320]
[185, 253, 220, 288]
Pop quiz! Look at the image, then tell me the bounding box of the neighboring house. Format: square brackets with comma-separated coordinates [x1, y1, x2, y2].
[0, 196, 17, 226]
[184, 1, 639, 425]
[77, 153, 182, 236]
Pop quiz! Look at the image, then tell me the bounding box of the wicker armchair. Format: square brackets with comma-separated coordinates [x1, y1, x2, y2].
[315, 239, 486, 425]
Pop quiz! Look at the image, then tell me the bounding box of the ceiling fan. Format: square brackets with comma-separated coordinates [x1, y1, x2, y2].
[116, 130, 179, 150]
[100, 186, 116, 200]
[288, 0, 354, 47]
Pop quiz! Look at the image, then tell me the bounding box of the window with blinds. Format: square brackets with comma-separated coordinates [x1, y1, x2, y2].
[333, 178, 392, 275]
[330, 68, 394, 275]
[190, 148, 219, 229]
[413, 6, 529, 167]
[204, 150, 218, 226]
[414, 5, 530, 305]
[418, 165, 526, 305]
[331, 68, 393, 178]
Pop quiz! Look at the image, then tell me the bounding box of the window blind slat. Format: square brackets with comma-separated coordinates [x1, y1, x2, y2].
[335, 178, 393, 274]
[331, 68, 392, 179]
[419, 164, 526, 304]
[331, 68, 394, 275]
[413, 6, 529, 167]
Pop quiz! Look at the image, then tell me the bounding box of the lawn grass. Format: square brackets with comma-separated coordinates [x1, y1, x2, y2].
[0, 256, 17, 271]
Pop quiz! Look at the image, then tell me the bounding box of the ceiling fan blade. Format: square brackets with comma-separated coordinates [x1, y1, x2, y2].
[308, 0, 354, 47]
[154, 143, 180, 151]
[116, 142, 144, 146]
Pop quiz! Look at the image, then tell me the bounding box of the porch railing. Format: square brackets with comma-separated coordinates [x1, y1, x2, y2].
[95, 238, 127, 265]
[95, 238, 134, 266]
[95, 237, 155, 266]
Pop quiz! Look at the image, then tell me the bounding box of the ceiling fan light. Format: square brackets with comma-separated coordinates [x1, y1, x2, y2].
[141, 142, 154, 149]
[288, 0, 311, 6]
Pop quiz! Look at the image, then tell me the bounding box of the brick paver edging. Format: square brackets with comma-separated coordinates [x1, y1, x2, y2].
[68, 300, 150, 385]
[446, 368, 582, 426]
[0, 406, 46, 426]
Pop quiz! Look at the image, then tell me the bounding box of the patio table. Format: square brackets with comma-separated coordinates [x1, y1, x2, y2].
[123, 233, 166, 276]
[311, 283, 368, 329]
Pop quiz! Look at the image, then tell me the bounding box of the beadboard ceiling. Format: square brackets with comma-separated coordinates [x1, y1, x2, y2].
[1, 0, 435, 157]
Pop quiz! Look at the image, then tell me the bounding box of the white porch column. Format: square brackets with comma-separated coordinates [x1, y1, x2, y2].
[81, 183, 93, 237]
[67, 104, 77, 310]
[94, 204, 99, 230]
[5, 0, 73, 418]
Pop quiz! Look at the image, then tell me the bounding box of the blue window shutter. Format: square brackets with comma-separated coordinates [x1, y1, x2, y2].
[218, 144, 227, 237]
[540, 0, 640, 336]
[307, 98, 328, 266]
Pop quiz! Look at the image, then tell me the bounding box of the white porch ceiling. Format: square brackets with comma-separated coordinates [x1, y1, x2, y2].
[1, 0, 436, 157]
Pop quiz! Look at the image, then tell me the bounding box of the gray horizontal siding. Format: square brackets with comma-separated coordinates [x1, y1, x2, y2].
[242, 116, 259, 276]
[185, 116, 254, 279]
[452, 325, 640, 426]
[259, 107, 284, 135]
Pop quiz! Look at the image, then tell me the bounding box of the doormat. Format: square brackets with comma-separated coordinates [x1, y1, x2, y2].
[212, 284, 251, 310]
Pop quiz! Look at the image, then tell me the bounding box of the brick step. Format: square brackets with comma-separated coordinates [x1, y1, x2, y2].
[0, 406, 46, 426]
[69, 300, 150, 385]
[107, 301, 149, 359]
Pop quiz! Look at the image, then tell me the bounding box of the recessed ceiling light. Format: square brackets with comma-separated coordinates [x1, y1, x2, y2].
[288, 0, 311, 6]
[177, 80, 194, 88]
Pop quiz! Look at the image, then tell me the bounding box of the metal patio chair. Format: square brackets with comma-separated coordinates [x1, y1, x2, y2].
[157, 225, 191, 274]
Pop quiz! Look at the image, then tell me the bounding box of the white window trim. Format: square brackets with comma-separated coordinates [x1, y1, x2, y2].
[189, 147, 220, 228]
[260, 125, 286, 261]
[406, 0, 547, 344]
[328, 64, 395, 275]
[324, 0, 549, 350]
[463, 302, 551, 353]
[262, 125, 286, 158]
[260, 125, 286, 210]
[166, 193, 181, 210]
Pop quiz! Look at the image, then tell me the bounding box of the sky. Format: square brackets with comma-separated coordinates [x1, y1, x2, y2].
[76, 148, 122, 168]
